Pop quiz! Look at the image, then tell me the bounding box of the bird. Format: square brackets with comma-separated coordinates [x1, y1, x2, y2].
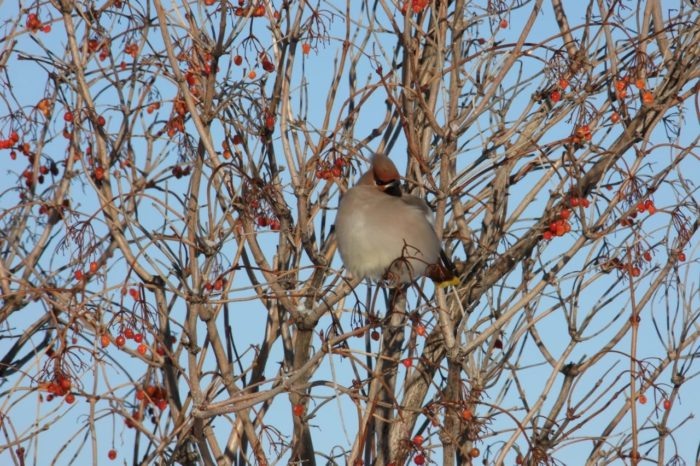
[335, 154, 457, 286]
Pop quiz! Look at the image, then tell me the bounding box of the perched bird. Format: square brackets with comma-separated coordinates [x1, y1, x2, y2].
[335, 154, 457, 286]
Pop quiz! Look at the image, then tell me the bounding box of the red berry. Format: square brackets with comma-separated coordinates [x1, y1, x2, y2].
[413, 435, 424, 446]
[124, 328, 135, 339]
[644, 199, 656, 214]
[134, 333, 144, 343]
[549, 90, 561, 103]
[292, 404, 304, 416]
[415, 324, 426, 336]
[234, 55, 243, 66]
[108, 449, 117, 460]
[100, 334, 110, 348]
[65, 393, 75, 404]
[663, 399, 672, 410]
[643, 251, 652, 262]
[499, 18, 508, 28]
[401, 358, 413, 368]
[414, 454, 426, 465]
[678, 252, 686, 262]
[115, 335, 126, 347]
[262, 59, 275, 72]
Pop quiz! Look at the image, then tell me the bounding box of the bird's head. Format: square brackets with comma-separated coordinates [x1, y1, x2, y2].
[358, 154, 402, 197]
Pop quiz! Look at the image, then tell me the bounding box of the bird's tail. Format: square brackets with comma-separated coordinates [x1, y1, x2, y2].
[427, 250, 460, 288]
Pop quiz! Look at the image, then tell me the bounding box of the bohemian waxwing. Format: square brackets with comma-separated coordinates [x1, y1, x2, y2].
[335, 154, 456, 285]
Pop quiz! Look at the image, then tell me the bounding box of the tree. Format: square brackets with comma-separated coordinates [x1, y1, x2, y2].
[0, 0, 698, 464]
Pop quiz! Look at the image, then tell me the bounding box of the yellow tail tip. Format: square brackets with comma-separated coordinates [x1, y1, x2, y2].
[436, 276, 460, 288]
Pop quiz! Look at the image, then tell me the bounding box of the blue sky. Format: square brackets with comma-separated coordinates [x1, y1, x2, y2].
[1, 1, 698, 465]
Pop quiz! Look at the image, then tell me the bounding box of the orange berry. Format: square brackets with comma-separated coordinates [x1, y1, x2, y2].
[248, 70, 257, 79]
[461, 408, 473, 421]
[100, 334, 110, 348]
[65, 393, 75, 404]
[611, 111, 620, 123]
[302, 42, 311, 55]
[412, 435, 424, 446]
[641, 90, 653, 104]
[638, 393, 647, 404]
[137, 343, 147, 355]
[415, 324, 426, 336]
[469, 447, 480, 458]
[499, 18, 508, 28]
[549, 90, 561, 103]
[558, 78, 569, 89]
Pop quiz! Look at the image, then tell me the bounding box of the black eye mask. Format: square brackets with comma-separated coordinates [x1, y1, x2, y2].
[376, 178, 402, 197]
